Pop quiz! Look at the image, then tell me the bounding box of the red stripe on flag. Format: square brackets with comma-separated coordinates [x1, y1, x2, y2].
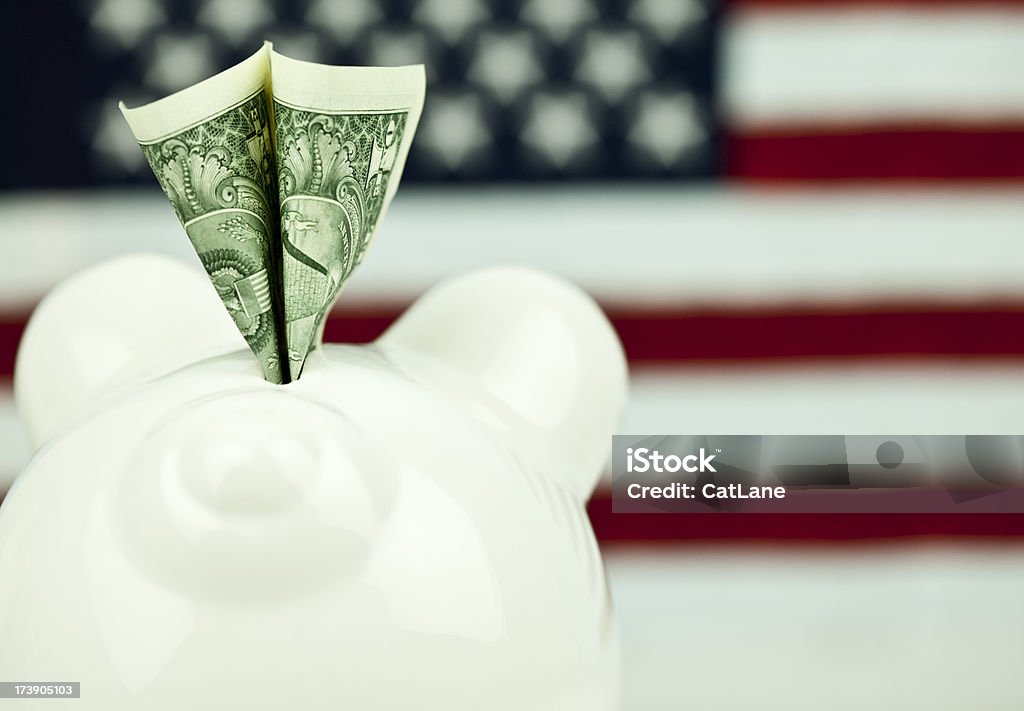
[610, 305, 1024, 363]
[727, 127, 1024, 182]
[586, 490, 1024, 543]
[1, 484, 1023, 541]
[0, 320, 22, 379]
[6, 302, 1024, 379]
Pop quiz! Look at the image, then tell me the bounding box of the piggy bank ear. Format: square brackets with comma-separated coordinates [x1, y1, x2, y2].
[380, 267, 628, 498]
[15, 254, 244, 449]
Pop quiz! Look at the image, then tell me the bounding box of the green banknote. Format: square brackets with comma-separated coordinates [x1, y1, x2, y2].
[270, 50, 423, 380]
[121, 48, 286, 382]
[121, 45, 425, 383]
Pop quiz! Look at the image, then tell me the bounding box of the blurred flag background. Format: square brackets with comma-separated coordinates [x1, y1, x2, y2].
[11, 0, 1024, 184]
[2, 0, 1024, 708]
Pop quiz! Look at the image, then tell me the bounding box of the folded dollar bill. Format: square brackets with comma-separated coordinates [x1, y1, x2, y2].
[120, 44, 425, 383]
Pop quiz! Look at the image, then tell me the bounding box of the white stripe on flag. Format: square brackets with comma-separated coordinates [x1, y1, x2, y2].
[609, 548, 1024, 711]
[723, 7, 1024, 127]
[5, 363, 1024, 489]
[2, 189, 1024, 309]
[625, 363, 1024, 435]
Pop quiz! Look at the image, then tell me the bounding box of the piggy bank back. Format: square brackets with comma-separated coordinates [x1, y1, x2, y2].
[0, 255, 627, 711]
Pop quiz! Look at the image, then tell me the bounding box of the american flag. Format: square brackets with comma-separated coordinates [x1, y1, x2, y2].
[2, 2, 1024, 707]
[8, 0, 1024, 185]
[8, 0, 720, 186]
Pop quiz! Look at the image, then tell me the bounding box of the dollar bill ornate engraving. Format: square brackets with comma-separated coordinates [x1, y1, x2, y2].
[121, 45, 425, 383]
[274, 105, 409, 379]
[270, 50, 423, 379]
[121, 47, 287, 383]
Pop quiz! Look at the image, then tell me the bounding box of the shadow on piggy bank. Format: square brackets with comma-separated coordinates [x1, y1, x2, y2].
[0, 255, 627, 711]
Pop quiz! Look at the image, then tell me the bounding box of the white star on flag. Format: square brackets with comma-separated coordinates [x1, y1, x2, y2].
[266, 30, 322, 61]
[520, 91, 598, 169]
[627, 90, 707, 167]
[197, 0, 275, 47]
[91, 100, 146, 174]
[416, 92, 492, 173]
[306, 0, 381, 43]
[89, 0, 165, 50]
[413, 0, 488, 45]
[575, 29, 652, 103]
[144, 33, 217, 93]
[521, 0, 595, 43]
[468, 29, 542, 104]
[365, 29, 434, 77]
[629, 0, 707, 44]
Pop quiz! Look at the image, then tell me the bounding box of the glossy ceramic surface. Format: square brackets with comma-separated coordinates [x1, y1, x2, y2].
[0, 255, 627, 710]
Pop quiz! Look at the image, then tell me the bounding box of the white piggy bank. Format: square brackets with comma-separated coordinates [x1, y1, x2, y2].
[0, 255, 627, 711]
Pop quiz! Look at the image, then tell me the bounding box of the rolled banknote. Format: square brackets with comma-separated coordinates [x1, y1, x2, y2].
[120, 46, 287, 383]
[122, 44, 425, 383]
[270, 50, 424, 380]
